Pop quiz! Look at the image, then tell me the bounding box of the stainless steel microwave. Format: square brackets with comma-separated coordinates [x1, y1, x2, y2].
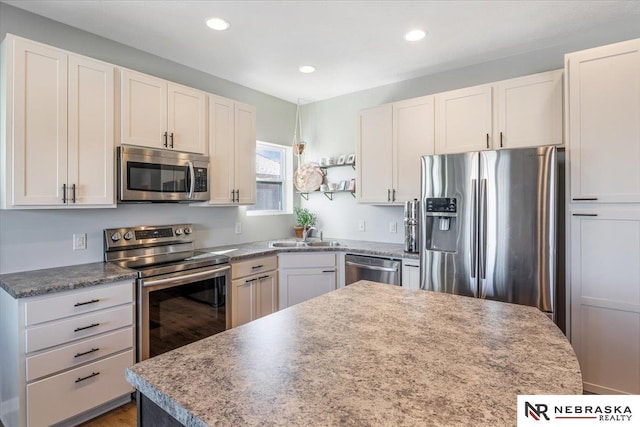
[118, 145, 209, 203]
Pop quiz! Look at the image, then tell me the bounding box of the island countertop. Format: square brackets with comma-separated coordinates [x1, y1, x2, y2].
[126, 281, 582, 426]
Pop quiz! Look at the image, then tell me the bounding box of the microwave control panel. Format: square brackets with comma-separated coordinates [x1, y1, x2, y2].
[194, 168, 208, 192]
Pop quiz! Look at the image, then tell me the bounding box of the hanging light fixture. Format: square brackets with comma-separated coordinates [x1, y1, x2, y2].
[292, 100, 306, 170]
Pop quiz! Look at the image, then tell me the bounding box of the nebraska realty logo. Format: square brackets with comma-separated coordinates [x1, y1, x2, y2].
[517, 395, 640, 426]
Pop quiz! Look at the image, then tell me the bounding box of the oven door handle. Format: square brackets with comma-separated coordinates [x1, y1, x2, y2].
[187, 160, 195, 199]
[140, 265, 230, 289]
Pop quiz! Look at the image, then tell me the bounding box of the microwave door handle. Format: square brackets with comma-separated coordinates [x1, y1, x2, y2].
[187, 160, 195, 199]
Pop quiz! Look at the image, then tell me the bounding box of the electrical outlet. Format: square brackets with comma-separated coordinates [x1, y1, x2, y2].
[389, 221, 397, 233]
[235, 222, 242, 234]
[73, 233, 87, 251]
[358, 220, 366, 232]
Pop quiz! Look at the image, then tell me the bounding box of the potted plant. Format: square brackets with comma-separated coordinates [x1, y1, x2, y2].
[294, 207, 317, 238]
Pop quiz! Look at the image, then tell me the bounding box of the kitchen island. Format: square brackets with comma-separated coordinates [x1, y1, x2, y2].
[126, 281, 581, 426]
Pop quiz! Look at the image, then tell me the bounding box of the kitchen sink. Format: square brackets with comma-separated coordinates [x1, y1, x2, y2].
[306, 241, 341, 247]
[269, 241, 309, 248]
[268, 240, 342, 248]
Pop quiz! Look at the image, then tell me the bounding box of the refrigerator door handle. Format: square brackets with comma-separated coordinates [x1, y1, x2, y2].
[479, 178, 488, 280]
[471, 179, 477, 279]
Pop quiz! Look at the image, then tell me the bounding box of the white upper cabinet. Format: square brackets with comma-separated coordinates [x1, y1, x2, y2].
[495, 69, 563, 149]
[357, 96, 435, 204]
[1, 35, 115, 208]
[567, 39, 640, 203]
[357, 104, 393, 203]
[436, 84, 493, 154]
[120, 69, 207, 154]
[204, 95, 256, 205]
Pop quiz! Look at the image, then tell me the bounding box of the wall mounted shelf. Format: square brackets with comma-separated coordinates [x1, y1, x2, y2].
[297, 190, 356, 201]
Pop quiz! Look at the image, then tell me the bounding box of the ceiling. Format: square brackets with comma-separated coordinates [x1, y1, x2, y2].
[4, 0, 640, 104]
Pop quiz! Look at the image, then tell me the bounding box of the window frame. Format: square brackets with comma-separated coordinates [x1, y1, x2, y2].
[246, 141, 293, 216]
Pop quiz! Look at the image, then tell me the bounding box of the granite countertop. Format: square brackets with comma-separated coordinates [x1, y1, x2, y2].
[0, 238, 414, 299]
[0, 262, 137, 298]
[202, 237, 417, 262]
[126, 281, 582, 427]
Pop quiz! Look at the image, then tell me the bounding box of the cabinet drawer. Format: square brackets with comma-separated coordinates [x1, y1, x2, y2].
[278, 253, 336, 269]
[26, 305, 133, 353]
[232, 256, 277, 279]
[26, 328, 133, 381]
[25, 281, 133, 326]
[27, 350, 134, 427]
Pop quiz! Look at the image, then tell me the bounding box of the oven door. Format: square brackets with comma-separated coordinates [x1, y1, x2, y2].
[119, 146, 209, 202]
[138, 265, 230, 361]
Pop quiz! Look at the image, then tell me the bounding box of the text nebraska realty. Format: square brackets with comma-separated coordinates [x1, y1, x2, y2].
[526, 402, 632, 421]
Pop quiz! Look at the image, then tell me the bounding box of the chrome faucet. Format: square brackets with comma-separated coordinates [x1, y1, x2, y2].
[302, 226, 317, 242]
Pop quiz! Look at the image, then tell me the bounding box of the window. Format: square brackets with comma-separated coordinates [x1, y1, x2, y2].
[247, 141, 292, 215]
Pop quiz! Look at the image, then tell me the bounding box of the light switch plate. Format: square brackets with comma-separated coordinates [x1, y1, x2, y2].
[389, 221, 397, 233]
[358, 220, 366, 232]
[235, 222, 242, 234]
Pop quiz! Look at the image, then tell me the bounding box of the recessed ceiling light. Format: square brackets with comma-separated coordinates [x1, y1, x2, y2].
[206, 17, 230, 31]
[405, 29, 426, 42]
[299, 65, 316, 74]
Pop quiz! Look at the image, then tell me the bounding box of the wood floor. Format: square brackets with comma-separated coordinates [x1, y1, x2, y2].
[79, 402, 136, 427]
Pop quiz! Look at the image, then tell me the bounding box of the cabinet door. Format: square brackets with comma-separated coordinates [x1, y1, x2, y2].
[167, 83, 207, 154]
[256, 273, 278, 319]
[120, 69, 166, 149]
[68, 55, 115, 206]
[435, 84, 493, 154]
[393, 96, 435, 203]
[10, 38, 68, 206]
[279, 268, 336, 309]
[496, 69, 563, 149]
[357, 104, 393, 203]
[231, 278, 255, 328]
[401, 259, 421, 290]
[570, 210, 640, 394]
[234, 102, 257, 205]
[208, 95, 235, 204]
[567, 39, 640, 203]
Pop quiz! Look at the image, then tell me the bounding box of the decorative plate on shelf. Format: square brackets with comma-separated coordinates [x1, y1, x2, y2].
[294, 163, 324, 192]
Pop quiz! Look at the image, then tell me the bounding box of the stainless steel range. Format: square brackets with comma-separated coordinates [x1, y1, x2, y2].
[104, 224, 230, 361]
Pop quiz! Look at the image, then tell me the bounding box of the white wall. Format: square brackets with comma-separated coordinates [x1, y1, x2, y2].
[300, 17, 640, 243]
[0, 3, 296, 274]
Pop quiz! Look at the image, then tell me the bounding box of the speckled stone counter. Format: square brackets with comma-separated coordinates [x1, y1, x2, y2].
[126, 281, 582, 427]
[202, 237, 416, 262]
[0, 262, 137, 298]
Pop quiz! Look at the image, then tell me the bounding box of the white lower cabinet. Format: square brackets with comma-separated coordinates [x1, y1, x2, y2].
[0, 281, 135, 427]
[278, 253, 337, 309]
[401, 258, 420, 290]
[231, 256, 278, 327]
[570, 210, 640, 394]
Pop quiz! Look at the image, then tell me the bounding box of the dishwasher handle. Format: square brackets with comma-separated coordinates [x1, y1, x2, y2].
[345, 260, 399, 273]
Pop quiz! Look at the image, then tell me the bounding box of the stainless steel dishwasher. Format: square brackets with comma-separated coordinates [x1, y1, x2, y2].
[345, 254, 401, 286]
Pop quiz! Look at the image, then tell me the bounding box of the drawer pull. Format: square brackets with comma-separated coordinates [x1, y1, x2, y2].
[74, 348, 100, 358]
[245, 278, 258, 284]
[572, 197, 598, 201]
[74, 299, 100, 307]
[257, 275, 270, 280]
[75, 372, 100, 383]
[322, 270, 336, 273]
[251, 265, 264, 269]
[74, 323, 100, 332]
[572, 213, 598, 217]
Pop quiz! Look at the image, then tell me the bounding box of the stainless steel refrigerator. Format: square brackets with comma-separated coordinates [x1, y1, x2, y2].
[420, 146, 559, 320]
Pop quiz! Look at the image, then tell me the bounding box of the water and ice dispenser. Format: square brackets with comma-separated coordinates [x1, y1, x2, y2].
[424, 197, 458, 253]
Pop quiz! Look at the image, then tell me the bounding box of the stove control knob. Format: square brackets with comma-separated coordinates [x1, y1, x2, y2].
[184, 227, 192, 235]
[124, 231, 133, 240]
[175, 228, 183, 235]
[111, 232, 122, 242]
